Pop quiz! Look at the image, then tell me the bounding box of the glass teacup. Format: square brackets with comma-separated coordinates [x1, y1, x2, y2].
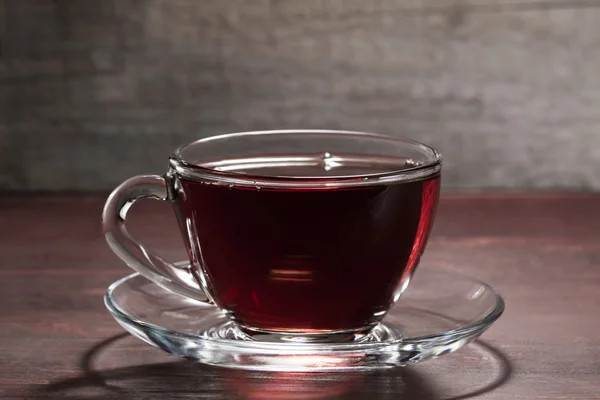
[103, 130, 441, 342]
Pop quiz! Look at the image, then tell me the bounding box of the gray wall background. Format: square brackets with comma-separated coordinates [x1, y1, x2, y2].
[1, 0, 600, 191]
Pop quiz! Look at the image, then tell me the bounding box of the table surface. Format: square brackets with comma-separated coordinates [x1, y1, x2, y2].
[1, 193, 599, 399]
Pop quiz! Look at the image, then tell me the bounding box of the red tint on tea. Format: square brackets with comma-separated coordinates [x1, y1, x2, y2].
[175, 154, 440, 333]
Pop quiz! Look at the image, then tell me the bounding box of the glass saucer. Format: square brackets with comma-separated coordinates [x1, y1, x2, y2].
[104, 264, 504, 371]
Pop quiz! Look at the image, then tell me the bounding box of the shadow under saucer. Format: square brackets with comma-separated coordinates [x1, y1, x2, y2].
[28, 333, 511, 399]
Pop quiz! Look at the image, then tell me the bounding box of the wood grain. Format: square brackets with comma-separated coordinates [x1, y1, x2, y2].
[2, 0, 600, 190]
[0, 193, 599, 399]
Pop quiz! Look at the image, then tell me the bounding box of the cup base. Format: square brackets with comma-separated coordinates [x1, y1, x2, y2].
[236, 325, 380, 344]
[105, 266, 504, 371]
[205, 321, 402, 344]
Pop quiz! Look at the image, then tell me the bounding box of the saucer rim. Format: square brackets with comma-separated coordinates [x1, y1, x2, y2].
[104, 267, 505, 351]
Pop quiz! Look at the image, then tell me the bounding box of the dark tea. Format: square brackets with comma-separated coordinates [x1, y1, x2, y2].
[175, 153, 440, 333]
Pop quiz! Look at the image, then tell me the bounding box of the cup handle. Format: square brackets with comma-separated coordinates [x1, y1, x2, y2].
[102, 175, 211, 303]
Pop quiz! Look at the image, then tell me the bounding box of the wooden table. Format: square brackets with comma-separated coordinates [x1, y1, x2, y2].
[1, 194, 599, 399]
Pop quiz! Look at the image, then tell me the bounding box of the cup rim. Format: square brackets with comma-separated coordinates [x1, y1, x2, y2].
[169, 129, 442, 188]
